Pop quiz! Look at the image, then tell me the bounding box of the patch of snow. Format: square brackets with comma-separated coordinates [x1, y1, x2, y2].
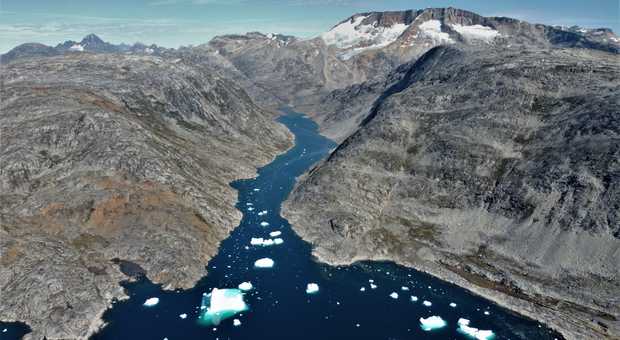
[457, 318, 495, 340]
[419, 316, 447, 331]
[254, 258, 274, 268]
[423, 300, 432, 307]
[143, 297, 159, 307]
[145, 47, 154, 54]
[418, 20, 454, 44]
[450, 24, 500, 42]
[389, 292, 399, 299]
[306, 283, 320, 294]
[269, 231, 282, 237]
[238, 282, 253, 291]
[70, 43, 84, 52]
[322, 15, 410, 59]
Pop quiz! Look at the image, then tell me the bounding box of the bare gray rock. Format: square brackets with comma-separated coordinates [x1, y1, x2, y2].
[0, 53, 291, 339]
[283, 46, 620, 340]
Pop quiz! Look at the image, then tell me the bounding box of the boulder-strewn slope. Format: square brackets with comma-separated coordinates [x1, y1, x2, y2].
[283, 46, 620, 339]
[0, 53, 291, 339]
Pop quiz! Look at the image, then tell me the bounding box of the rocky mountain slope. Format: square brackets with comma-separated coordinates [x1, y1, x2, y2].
[283, 45, 620, 339]
[0, 53, 291, 339]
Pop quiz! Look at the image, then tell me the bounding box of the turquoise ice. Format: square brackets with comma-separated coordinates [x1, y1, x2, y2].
[198, 288, 248, 326]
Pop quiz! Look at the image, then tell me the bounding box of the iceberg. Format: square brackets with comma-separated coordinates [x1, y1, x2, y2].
[254, 258, 274, 268]
[238, 281, 253, 291]
[253, 188, 260, 192]
[457, 318, 495, 340]
[269, 231, 282, 237]
[233, 319, 241, 326]
[389, 292, 399, 299]
[179, 313, 187, 319]
[423, 300, 432, 307]
[258, 210, 268, 216]
[360, 287, 366, 292]
[247, 207, 254, 211]
[411, 296, 418, 302]
[143, 297, 159, 307]
[450, 302, 457, 308]
[199, 288, 248, 326]
[260, 222, 270, 227]
[370, 283, 377, 289]
[401, 286, 409, 291]
[273, 238, 284, 245]
[262, 239, 275, 246]
[306, 283, 320, 294]
[484, 311, 490, 315]
[250, 237, 264, 246]
[419, 316, 447, 331]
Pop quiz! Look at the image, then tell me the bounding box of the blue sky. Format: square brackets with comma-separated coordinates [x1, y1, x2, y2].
[1, 0, 618, 52]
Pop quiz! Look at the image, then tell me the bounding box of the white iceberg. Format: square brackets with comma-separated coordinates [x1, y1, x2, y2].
[253, 188, 260, 191]
[411, 296, 418, 302]
[389, 292, 399, 299]
[370, 283, 377, 289]
[269, 231, 282, 237]
[258, 210, 268, 216]
[306, 283, 320, 294]
[423, 300, 432, 307]
[254, 258, 274, 268]
[262, 239, 275, 246]
[233, 319, 241, 326]
[273, 238, 284, 245]
[360, 287, 366, 292]
[238, 281, 253, 291]
[199, 288, 248, 326]
[484, 311, 490, 315]
[250, 237, 264, 246]
[401, 286, 409, 291]
[457, 318, 495, 339]
[419, 316, 447, 331]
[260, 221, 270, 227]
[179, 313, 187, 319]
[247, 207, 254, 211]
[143, 297, 159, 307]
[450, 302, 457, 307]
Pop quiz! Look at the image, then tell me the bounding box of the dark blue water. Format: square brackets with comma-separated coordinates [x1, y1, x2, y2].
[3, 108, 564, 340]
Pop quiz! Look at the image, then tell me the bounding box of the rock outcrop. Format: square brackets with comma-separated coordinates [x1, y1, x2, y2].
[0, 53, 291, 339]
[283, 46, 620, 339]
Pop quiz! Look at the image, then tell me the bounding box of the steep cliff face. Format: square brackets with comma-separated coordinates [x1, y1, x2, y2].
[283, 46, 620, 339]
[0, 53, 291, 339]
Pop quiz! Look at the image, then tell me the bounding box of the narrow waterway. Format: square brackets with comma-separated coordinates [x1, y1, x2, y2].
[55, 109, 562, 339]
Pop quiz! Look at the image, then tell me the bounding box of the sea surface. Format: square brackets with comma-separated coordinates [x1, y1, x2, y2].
[1, 109, 563, 340]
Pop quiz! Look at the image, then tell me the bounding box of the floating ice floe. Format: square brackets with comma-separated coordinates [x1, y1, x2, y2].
[246, 203, 253, 206]
[260, 222, 270, 227]
[483, 311, 490, 315]
[254, 258, 274, 268]
[419, 316, 447, 331]
[370, 283, 377, 289]
[306, 283, 320, 294]
[389, 292, 399, 299]
[273, 238, 284, 245]
[360, 287, 366, 292]
[253, 188, 260, 192]
[401, 286, 409, 291]
[233, 319, 242, 326]
[411, 296, 418, 302]
[450, 302, 457, 308]
[143, 297, 159, 307]
[238, 282, 253, 291]
[423, 300, 432, 307]
[457, 318, 495, 340]
[179, 313, 187, 319]
[199, 288, 248, 326]
[250, 237, 264, 246]
[247, 207, 254, 211]
[262, 239, 275, 246]
[258, 210, 268, 216]
[269, 231, 282, 237]
[2, 328, 7, 333]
